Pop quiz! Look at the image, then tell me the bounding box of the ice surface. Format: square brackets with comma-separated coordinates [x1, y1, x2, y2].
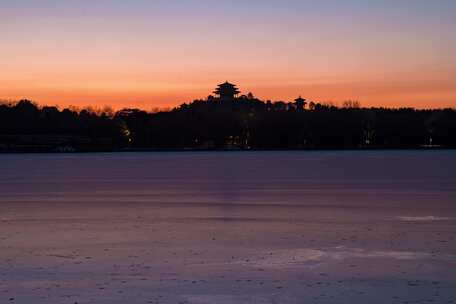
[1, 151, 456, 303]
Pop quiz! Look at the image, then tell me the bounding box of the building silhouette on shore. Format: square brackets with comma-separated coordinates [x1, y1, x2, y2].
[213, 81, 240, 100]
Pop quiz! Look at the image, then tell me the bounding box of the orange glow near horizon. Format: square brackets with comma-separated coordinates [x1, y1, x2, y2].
[1, 1, 455, 110]
[2, 75, 455, 110]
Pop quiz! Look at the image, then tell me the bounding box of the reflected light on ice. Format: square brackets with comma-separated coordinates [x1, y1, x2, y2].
[239, 247, 456, 269]
[397, 216, 453, 222]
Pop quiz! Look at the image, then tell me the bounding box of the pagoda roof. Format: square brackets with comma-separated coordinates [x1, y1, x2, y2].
[216, 81, 238, 88]
[213, 81, 240, 95]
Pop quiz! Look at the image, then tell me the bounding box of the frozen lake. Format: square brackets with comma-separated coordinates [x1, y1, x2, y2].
[1, 151, 456, 303]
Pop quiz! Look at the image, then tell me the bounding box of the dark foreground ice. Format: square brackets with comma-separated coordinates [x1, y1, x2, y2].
[1, 151, 456, 303]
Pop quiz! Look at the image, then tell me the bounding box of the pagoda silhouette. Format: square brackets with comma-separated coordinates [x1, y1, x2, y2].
[213, 81, 240, 100]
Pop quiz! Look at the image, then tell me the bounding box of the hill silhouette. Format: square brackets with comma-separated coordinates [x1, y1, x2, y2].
[1, 83, 455, 152]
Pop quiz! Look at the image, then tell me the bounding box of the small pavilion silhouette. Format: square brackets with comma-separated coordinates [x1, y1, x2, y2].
[213, 81, 240, 99]
[294, 96, 307, 110]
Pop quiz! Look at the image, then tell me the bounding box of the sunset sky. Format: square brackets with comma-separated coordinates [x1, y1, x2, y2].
[1, 0, 455, 110]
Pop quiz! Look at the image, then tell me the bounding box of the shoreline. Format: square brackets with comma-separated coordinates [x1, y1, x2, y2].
[0, 146, 453, 154]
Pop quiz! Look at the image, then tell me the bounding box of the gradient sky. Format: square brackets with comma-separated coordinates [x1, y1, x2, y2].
[1, 0, 456, 109]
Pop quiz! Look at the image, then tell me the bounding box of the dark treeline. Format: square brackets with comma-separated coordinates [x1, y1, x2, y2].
[1, 83, 455, 152]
